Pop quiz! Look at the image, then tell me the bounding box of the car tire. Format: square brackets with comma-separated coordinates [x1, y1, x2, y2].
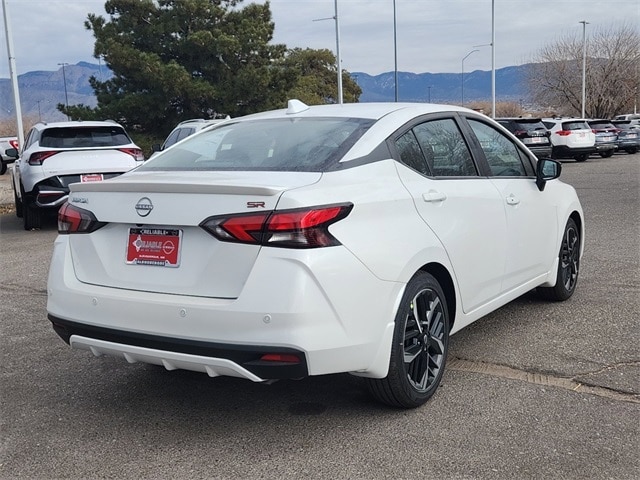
[599, 150, 614, 158]
[0, 160, 6, 175]
[23, 199, 42, 230]
[625, 147, 638, 154]
[14, 188, 23, 218]
[538, 218, 580, 302]
[366, 271, 450, 408]
[574, 154, 589, 162]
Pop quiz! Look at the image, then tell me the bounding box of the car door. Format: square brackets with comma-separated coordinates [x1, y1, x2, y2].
[392, 116, 507, 314]
[465, 117, 559, 291]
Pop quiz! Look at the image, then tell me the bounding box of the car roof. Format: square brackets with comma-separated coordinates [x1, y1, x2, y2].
[239, 100, 473, 122]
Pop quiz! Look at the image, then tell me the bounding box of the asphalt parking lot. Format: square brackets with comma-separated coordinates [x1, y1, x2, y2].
[0, 153, 638, 479]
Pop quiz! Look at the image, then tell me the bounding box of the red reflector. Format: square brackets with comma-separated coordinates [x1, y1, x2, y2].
[556, 130, 572, 136]
[260, 353, 301, 364]
[9, 139, 19, 150]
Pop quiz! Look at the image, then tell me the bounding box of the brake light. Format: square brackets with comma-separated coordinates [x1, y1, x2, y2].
[28, 151, 60, 165]
[118, 148, 145, 161]
[555, 130, 572, 136]
[9, 139, 19, 150]
[201, 203, 353, 248]
[58, 203, 106, 234]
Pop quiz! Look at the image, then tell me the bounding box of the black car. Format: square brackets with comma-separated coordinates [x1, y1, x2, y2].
[611, 120, 640, 154]
[496, 118, 552, 158]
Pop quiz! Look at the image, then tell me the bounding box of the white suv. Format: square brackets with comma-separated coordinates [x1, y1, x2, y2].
[150, 117, 230, 158]
[542, 118, 596, 162]
[11, 120, 144, 230]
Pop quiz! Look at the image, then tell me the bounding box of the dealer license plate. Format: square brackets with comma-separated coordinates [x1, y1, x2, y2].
[126, 227, 182, 267]
[81, 173, 104, 182]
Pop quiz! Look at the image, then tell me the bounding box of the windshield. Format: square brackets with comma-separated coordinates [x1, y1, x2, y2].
[139, 117, 374, 172]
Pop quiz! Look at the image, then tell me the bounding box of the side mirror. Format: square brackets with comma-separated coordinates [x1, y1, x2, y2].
[536, 158, 561, 191]
[5, 148, 19, 160]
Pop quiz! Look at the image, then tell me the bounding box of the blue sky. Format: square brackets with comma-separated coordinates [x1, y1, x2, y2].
[2, 0, 639, 77]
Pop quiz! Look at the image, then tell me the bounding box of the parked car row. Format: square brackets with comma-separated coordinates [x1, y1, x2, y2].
[498, 116, 639, 162]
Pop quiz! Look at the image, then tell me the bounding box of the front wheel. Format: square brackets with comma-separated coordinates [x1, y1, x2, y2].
[538, 218, 580, 301]
[0, 160, 6, 175]
[599, 150, 614, 158]
[625, 147, 638, 154]
[574, 153, 589, 162]
[366, 271, 450, 408]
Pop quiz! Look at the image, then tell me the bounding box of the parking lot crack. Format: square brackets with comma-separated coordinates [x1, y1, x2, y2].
[449, 357, 640, 404]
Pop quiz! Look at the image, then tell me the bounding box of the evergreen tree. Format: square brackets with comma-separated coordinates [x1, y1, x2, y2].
[62, 0, 297, 135]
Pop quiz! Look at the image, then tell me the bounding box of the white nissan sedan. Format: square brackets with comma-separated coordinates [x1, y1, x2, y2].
[47, 101, 584, 408]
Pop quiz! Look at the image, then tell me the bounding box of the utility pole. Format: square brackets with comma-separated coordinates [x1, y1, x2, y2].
[579, 20, 589, 118]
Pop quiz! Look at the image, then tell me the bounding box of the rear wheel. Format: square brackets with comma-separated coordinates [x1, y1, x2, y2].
[23, 198, 42, 230]
[538, 218, 580, 301]
[0, 160, 6, 175]
[366, 271, 449, 408]
[625, 147, 638, 154]
[574, 153, 589, 162]
[599, 150, 614, 158]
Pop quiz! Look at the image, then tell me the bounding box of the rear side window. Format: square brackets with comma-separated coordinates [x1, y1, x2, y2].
[140, 118, 373, 172]
[40, 127, 131, 148]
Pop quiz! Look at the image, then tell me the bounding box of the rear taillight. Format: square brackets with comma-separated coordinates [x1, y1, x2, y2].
[58, 203, 106, 234]
[555, 130, 572, 136]
[28, 151, 60, 165]
[201, 203, 353, 248]
[9, 139, 19, 150]
[513, 130, 527, 137]
[118, 148, 145, 161]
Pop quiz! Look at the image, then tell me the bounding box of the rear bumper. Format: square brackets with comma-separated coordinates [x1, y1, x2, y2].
[47, 235, 403, 380]
[49, 316, 308, 380]
[551, 145, 596, 158]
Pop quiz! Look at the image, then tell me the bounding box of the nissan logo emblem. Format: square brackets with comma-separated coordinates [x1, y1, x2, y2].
[135, 197, 153, 217]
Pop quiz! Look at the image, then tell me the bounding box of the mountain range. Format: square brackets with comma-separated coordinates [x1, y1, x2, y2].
[1, 62, 529, 123]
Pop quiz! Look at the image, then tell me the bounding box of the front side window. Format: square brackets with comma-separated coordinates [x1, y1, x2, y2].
[467, 119, 529, 177]
[140, 118, 373, 172]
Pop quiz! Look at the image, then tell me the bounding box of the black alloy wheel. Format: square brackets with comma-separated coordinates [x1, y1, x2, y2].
[366, 271, 450, 408]
[538, 218, 580, 301]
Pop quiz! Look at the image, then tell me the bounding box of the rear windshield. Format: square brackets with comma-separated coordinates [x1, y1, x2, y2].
[139, 117, 374, 172]
[588, 121, 614, 129]
[512, 119, 547, 131]
[561, 121, 590, 131]
[40, 126, 131, 148]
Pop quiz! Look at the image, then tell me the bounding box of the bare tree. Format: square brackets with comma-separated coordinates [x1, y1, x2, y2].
[528, 23, 639, 118]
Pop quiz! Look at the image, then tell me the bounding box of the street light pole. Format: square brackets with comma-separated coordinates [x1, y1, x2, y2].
[58, 62, 70, 119]
[334, 0, 343, 104]
[579, 20, 589, 118]
[2, 0, 25, 148]
[393, 0, 398, 102]
[461, 49, 479, 106]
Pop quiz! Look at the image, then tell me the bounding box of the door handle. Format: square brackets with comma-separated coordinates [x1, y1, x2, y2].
[422, 191, 447, 203]
[506, 194, 520, 206]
